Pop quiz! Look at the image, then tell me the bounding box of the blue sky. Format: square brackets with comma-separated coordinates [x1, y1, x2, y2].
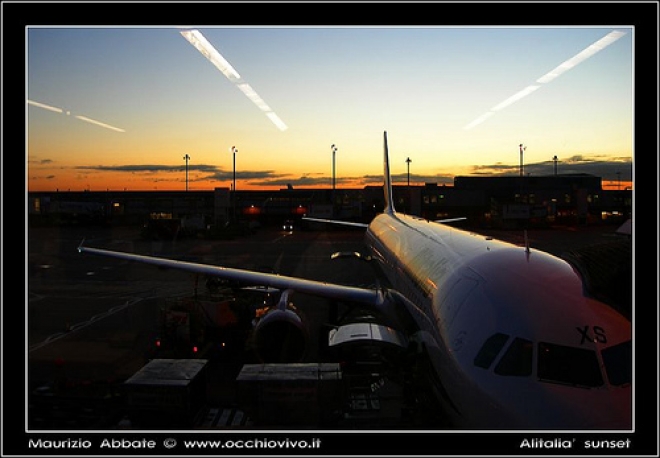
[25, 23, 634, 191]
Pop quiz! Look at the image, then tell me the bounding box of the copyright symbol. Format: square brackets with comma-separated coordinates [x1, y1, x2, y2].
[163, 438, 177, 449]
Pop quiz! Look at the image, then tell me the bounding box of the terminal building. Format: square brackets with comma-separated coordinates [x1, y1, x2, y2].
[27, 173, 632, 231]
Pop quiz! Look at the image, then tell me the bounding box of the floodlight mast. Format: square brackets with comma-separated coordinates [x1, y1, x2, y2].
[331, 144, 338, 217]
[231, 146, 238, 221]
[183, 154, 191, 191]
[406, 157, 412, 214]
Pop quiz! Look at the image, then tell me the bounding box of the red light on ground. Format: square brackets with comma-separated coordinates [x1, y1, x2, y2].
[192, 346, 198, 353]
[244, 205, 261, 215]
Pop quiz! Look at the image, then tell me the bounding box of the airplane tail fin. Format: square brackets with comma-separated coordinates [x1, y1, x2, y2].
[383, 131, 396, 215]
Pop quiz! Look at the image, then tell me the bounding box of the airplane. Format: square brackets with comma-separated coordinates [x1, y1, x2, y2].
[78, 131, 632, 430]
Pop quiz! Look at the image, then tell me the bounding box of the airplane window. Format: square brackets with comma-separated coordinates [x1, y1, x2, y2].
[494, 337, 532, 376]
[537, 342, 603, 387]
[474, 333, 509, 369]
[601, 340, 632, 386]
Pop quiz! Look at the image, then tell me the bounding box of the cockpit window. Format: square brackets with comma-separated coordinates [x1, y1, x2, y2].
[538, 342, 603, 387]
[601, 340, 632, 386]
[474, 333, 509, 369]
[494, 337, 532, 376]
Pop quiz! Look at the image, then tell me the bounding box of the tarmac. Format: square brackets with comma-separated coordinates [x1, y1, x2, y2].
[25, 220, 632, 430]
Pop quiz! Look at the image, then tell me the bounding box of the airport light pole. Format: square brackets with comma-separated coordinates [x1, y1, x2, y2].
[331, 144, 338, 216]
[183, 154, 190, 191]
[553, 155, 558, 176]
[231, 146, 238, 221]
[331, 144, 338, 191]
[231, 146, 238, 192]
[406, 157, 412, 214]
[518, 144, 526, 201]
[406, 157, 412, 187]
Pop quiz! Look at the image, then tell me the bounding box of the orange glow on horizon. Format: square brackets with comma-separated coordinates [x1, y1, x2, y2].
[27, 175, 633, 193]
[26, 175, 368, 192]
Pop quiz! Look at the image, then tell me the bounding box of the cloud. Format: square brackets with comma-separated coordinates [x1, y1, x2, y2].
[249, 175, 336, 188]
[63, 156, 631, 189]
[76, 164, 218, 173]
[73, 163, 284, 183]
[468, 156, 632, 180]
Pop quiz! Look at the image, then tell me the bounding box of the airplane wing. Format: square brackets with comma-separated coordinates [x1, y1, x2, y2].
[302, 216, 369, 228]
[77, 241, 384, 307]
[435, 217, 467, 224]
[303, 215, 465, 226]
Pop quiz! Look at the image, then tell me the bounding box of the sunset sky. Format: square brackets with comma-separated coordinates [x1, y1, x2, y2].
[26, 23, 634, 192]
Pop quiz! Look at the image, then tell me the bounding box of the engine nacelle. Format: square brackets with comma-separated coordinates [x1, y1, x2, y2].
[252, 305, 308, 363]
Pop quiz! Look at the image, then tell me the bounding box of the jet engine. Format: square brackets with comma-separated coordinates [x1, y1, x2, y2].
[251, 289, 309, 363]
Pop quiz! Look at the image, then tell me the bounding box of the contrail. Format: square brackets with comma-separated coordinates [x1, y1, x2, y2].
[464, 30, 626, 130]
[180, 29, 288, 131]
[27, 99, 125, 132]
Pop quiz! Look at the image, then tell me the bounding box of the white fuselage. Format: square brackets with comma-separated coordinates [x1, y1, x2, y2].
[365, 212, 632, 430]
